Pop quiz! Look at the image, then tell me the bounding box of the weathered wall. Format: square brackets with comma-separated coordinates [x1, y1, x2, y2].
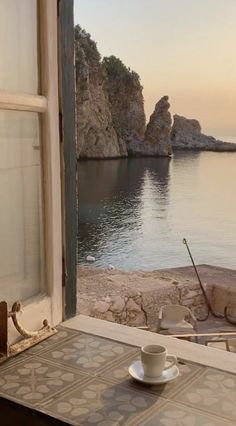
[77, 267, 206, 330]
[77, 266, 236, 329]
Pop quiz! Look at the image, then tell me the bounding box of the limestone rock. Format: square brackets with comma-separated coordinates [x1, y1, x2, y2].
[110, 295, 125, 313]
[126, 298, 142, 312]
[126, 311, 146, 327]
[145, 96, 172, 156]
[93, 300, 110, 314]
[171, 115, 236, 151]
[102, 311, 115, 322]
[103, 56, 146, 149]
[75, 26, 127, 159]
[127, 96, 172, 157]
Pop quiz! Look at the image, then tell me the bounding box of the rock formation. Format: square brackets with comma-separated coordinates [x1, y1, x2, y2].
[75, 26, 236, 158]
[144, 96, 172, 156]
[103, 56, 146, 148]
[75, 26, 172, 159]
[75, 26, 127, 159]
[127, 96, 172, 157]
[171, 115, 236, 151]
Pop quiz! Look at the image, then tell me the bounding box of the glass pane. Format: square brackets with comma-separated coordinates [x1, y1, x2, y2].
[0, 0, 38, 93]
[0, 111, 44, 302]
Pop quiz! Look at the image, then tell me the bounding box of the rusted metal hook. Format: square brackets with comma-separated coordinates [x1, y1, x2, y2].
[0, 300, 56, 363]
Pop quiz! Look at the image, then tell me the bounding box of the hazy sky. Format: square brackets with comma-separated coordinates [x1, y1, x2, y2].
[74, 0, 236, 139]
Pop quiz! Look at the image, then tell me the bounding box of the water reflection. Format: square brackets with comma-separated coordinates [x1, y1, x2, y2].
[78, 152, 236, 270]
[78, 158, 170, 267]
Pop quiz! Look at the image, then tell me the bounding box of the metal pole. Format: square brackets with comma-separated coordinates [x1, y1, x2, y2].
[183, 238, 236, 324]
[182, 238, 213, 314]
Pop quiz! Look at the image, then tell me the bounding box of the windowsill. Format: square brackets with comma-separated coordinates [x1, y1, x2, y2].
[63, 314, 236, 374]
[0, 319, 236, 425]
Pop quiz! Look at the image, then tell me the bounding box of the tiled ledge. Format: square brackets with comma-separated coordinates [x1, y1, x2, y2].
[0, 324, 235, 425]
[63, 314, 236, 374]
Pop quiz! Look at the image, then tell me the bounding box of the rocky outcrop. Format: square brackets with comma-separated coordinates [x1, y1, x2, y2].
[75, 26, 127, 159]
[103, 56, 146, 148]
[75, 26, 174, 159]
[127, 96, 172, 157]
[171, 115, 236, 151]
[144, 96, 172, 156]
[75, 27, 236, 158]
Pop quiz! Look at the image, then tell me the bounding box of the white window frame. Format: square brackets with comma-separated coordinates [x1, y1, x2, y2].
[0, 0, 62, 342]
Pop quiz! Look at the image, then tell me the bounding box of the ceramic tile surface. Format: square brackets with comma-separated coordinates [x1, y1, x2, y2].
[174, 367, 236, 423]
[39, 333, 136, 374]
[0, 356, 86, 407]
[100, 354, 201, 398]
[0, 327, 236, 426]
[43, 377, 162, 426]
[134, 401, 236, 426]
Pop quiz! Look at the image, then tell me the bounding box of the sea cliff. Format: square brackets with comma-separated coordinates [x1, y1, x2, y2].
[75, 26, 171, 159]
[75, 26, 126, 159]
[75, 26, 236, 158]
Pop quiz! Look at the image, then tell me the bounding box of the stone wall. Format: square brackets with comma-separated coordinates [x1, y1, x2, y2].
[77, 267, 207, 330]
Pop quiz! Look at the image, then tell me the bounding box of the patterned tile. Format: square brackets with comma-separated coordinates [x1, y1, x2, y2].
[0, 357, 86, 406]
[147, 360, 203, 398]
[25, 327, 79, 355]
[132, 400, 235, 426]
[43, 377, 162, 426]
[0, 351, 31, 370]
[38, 334, 136, 374]
[1, 329, 236, 426]
[174, 367, 236, 422]
[99, 353, 202, 398]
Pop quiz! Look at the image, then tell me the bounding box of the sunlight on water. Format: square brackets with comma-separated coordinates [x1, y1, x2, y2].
[78, 152, 236, 270]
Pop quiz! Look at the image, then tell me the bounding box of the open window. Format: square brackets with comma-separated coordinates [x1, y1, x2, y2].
[0, 0, 76, 344]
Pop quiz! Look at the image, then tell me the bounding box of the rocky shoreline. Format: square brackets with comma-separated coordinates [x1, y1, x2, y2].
[77, 265, 236, 330]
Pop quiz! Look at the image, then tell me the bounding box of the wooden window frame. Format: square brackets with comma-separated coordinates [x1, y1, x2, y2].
[58, 0, 77, 319]
[0, 0, 63, 338]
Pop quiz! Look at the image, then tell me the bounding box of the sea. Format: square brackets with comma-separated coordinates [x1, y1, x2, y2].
[77, 149, 236, 270]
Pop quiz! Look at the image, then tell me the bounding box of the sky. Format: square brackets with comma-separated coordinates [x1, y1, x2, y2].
[74, 0, 236, 139]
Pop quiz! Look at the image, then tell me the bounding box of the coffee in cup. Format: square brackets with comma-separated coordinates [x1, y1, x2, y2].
[141, 344, 177, 378]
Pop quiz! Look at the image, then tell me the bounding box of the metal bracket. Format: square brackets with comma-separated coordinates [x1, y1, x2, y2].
[0, 300, 57, 363]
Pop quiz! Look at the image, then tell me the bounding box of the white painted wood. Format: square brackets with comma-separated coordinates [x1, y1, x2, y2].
[38, 0, 62, 326]
[0, 0, 63, 344]
[0, 91, 47, 112]
[63, 315, 236, 374]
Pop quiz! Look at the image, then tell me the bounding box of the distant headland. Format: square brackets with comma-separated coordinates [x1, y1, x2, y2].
[75, 25, 236, 159]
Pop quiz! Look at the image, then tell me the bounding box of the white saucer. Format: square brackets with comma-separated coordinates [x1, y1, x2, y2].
[128, 360, 179, 385]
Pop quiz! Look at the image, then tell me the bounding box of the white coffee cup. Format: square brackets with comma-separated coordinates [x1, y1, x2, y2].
[141, 344, 177, 377]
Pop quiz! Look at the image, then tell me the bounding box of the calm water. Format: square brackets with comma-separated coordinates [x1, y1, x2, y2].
[78, 151, 236, 270]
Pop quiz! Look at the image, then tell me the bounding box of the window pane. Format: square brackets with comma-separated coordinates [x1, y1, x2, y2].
[0, 111, 44, 302]
[0, 0, 38, 93]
